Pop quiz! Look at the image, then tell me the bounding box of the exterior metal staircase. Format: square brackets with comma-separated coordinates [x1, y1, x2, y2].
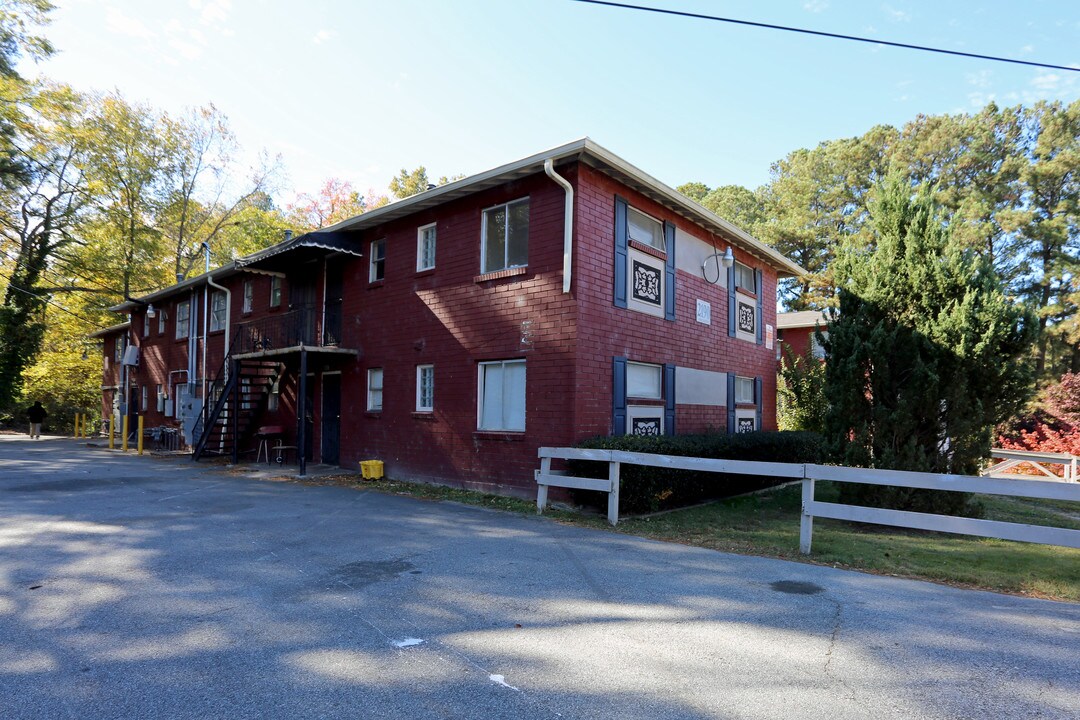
[192, 355, 283, 462]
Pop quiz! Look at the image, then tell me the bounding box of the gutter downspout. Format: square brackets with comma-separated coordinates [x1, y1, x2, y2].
[206, 273, 232, 360]
[544, 158, 574, 294]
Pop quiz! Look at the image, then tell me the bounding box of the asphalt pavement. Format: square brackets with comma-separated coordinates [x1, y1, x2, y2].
[1, 436, 1078, 719]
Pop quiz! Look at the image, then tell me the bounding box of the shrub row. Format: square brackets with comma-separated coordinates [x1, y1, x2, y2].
[567, 431, 826, 515]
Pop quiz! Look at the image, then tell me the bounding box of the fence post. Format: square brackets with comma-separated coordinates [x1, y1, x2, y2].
[607, 460, 621, 526]
[137, 415, 144, 456]
[800, 476, 815, 555]
[537, 455, 551, 514]
[122, 415, 129, 452]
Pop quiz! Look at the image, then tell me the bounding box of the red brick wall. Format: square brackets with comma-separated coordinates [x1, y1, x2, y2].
[778, 326, 813, 359]
[572, 164, 779, 438]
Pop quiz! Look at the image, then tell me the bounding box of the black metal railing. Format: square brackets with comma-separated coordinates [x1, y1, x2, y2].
[234, 306, 319, 355]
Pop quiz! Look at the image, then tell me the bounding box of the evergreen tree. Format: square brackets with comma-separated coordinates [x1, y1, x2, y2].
[823, 175, 1036, 513]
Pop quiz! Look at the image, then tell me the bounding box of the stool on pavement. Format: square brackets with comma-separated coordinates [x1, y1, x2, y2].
[254, 425, 284, 464]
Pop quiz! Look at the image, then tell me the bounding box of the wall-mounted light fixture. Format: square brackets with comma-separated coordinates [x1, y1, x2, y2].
[146, 303, 156, 318]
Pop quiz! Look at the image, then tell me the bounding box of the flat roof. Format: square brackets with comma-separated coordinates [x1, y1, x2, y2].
[777, 310, 829, 329]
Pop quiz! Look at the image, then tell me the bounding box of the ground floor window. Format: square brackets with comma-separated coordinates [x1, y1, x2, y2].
[367, 368, 383, 411]
[478, 359, 525, 431]
[416, 364, 434, 412]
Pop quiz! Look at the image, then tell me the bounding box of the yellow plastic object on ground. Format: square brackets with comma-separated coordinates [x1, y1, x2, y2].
[360, 460, 384, 480]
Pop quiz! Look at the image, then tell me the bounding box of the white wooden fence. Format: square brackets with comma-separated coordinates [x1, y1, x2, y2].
[535, 447, 1080, 554]
[980, 448, 1078, 482]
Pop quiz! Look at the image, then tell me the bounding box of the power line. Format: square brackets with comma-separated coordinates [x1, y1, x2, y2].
[0, 268, 102, 327]
[573, 0, 1080, 73]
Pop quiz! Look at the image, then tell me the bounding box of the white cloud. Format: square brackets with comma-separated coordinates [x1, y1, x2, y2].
[1031, 73, 1061, 91]
[1020, 44, 1034, 55]
[190, 0, 232, 26]
[803, 1, 829, 12]
[312, 29, 336, 45]
[105, 7, 155, 40]
[881, 4, 911, 22]
[966, 70, 992, 89]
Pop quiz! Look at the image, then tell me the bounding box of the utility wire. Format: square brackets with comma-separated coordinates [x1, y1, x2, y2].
[573, 0, 1080, 73]
[0, 267, 102, 327]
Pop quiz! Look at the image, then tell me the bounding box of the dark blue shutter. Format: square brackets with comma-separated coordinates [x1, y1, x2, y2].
[664, 363, 676, 435]
[727, 263, 737, 337]
[755, 269, 764, 344]
[755, 376, 763, 431]
[614, 197, 628, 308]
[726, 373, 736, 434]
[664, 221, 676, 321]
[613, 356, 627, 435]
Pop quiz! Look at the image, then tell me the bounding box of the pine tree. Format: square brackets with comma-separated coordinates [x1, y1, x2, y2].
[823, 175, 1036, 514]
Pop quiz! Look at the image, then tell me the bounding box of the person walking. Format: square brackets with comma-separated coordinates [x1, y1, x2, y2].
[26, 401, 47, 439]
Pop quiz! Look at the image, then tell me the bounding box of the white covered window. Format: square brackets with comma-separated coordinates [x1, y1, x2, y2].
[478, 359, 525, 431]
[417, 223, 436, 271]
[735, 261, 757, 294]
[367, 368, 383, 411]
[370, 239, 386, 282]
[416, 364, 434, 412]
[209, 291, 226, 332]
[175, 301, 190, 340]
[627, 361, 662, 399]
[140, 385, 147, 412]
[735, 376, 755, 405]
[481, 198, 529, 273]
[157, 308, 165, 335]
[242, 280, 254, 313]
[627, 207, 664, 251]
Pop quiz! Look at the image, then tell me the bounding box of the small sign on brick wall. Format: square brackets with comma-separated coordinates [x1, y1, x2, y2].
[696, 299, 711, 325]
[766, 324, 774, 350]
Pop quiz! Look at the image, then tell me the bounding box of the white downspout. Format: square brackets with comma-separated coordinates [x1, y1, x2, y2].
[207, 273, 232, 359]
[544, 158, 574, 294]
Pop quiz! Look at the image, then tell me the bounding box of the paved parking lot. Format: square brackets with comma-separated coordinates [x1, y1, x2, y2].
[1, 436, 1079, 718]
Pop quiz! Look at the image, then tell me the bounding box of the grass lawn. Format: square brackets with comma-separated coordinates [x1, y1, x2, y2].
[327, 476, 1080, 603]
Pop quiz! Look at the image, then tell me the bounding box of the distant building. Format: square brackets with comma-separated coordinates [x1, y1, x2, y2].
[776, 310, 828, 361]
[92, 139, 804, 496]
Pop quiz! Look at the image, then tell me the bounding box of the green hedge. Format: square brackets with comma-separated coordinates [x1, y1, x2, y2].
[567, 431, 826, 514]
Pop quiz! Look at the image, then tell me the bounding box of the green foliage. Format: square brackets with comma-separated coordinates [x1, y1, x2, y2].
[777, 345, 827, 431]
[567, 431, 826, 514]
[388, 166, 430, 200]
[823, 175, 1036, 516]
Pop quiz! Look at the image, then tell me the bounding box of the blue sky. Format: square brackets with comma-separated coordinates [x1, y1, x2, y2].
[26, 0, 1080, 201]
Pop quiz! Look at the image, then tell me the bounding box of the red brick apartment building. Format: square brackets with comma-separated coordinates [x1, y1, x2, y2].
[90, 139, 804, 495]
[776, 310, 829, 360]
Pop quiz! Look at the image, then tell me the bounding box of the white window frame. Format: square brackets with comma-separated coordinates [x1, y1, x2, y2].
[369, 238, 386, 282]
[627, 206, 665, 252]
[176, 301, 190, 339]
[735, 376, 755, 405]
[481, 197, 530, 274]
[477, 359, 526, 432]
[627, 361, 662, 399]
[367, 368, 384, 412]
[735, 261, 757, 295]
[242, 279, 254, 313]
[416, 364, 434, 412]
[209, 290, 227, 332]
[157, 308, 165, 335]
[141, 385, 148, 412]
[270, 276, 282, 308]
[142, 313, 149, 338]
[417, 223, 436, 272]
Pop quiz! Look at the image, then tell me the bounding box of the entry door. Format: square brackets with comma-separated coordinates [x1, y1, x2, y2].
[289, 264, 318, 345]
[321, 374, 341, 465]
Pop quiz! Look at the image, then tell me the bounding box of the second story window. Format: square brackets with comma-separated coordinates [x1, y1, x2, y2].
[370, 239, 386, 282]
[242, 280, 253, 313]
[157, 309, 165, 335]
[209, 291, 226, 332]
[417, 223, 436, 271]
[176, 301, 190, 340]
[114, 336, 124, 363]
[627, 207, 665, 251]
[270, 276, 282, 308]
[481, 198, 529, 274]
[735, 261, 757, 295]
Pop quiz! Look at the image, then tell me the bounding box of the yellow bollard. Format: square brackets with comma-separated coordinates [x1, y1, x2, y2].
[122, 415, 129, 452]
[73, 413, 80, 438]
[137, 415, 144, 456]
[109, 416, 115, 449]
